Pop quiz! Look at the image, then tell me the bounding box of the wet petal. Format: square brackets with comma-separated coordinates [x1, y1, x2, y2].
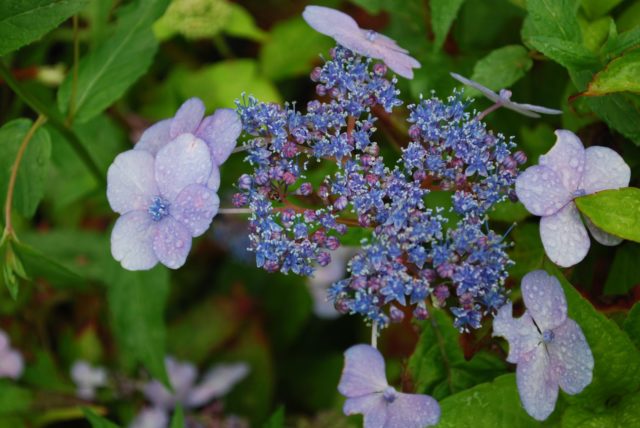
[581, 146, 630, 194]
[207, 164, 221, 192]
[538, 130, 585, 193]
[152, 217, 192, 269]
[170, 98, 205, 139]
[387, 392, 440, 428]
[381, 50, 421, 79]
[540, 203, 590, 268]
[492, 302, 540, 363]
[172, 184, 219, 237]
[516, 345, 559, 421]
[135, 119, 172, 156]
[549, 319, 594, 395]
[155, 134, 213, 202]
[111, 211, 158, 271]
[302, 6, 361, 40]
[584, 216, 623, 246]
[515, 165, 572, 216]
[450, 73, 502, 103]
[521, 270, 567, 331]
[343, 394, 387, 428]
[186, 363, 249, 408]
[196, 108, 242, 165]
[107, 150, 158, 214]
[338, 344, 388, 397]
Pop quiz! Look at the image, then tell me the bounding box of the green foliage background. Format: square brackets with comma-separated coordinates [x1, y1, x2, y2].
[0, 0, 639, 426]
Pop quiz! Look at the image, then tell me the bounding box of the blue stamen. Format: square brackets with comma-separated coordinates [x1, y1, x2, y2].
[542, 330, 554, 344]
[148, 196, 171, 221]
[383, 386, 397, 403]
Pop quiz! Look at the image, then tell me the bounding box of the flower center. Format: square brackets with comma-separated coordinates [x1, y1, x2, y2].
[148, 196, 171, 221]
[383, 386, 397, 403]
[572, 188, 587, 198]
[366, 30, 377, 42]
[542, 330, 555, 344]
[498, 89, 512, 101]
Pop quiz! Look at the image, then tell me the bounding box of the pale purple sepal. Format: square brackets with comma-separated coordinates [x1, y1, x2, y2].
[539, 202, 590, 268]
[129, 407, 169, 428]
[170, 98, 205, 139]
[111, 211, 158, 271]
[152, 217, 192, 269]
[196, 108, 242, 166]
[70, 360, 108, 400]
[107, 150, 159, 215]
[135, 119, 172, 156]
[185, 363, 250, 408]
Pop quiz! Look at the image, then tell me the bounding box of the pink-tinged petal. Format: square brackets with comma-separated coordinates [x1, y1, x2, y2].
[343, 394, 387, 428]
[381, 50, 420, 79]
[386, 393, 440, 428]
[152, 217, 192, 270]
[371, 32, 409, 53]
[107, 150, 158, 214]
[581, 146, 630, 194]
[0, 349, 24, 379]
[549, 319, 594, 395]
[540, 203, 590, 268]
[515, 165, 572, 216]
[207, 164, 221, 192]
[170, 98, 205, 139]
[338, 344, 388, 397]
[492, 302, 540, 364]
[172, 184, 219, 237]
[196, 109, 242, 166]
[521, 270, 567, 332]
[111, 211, 158, 271]
[516, 346, 559, 421]
[539, 130, 585, 193]
[135, 119, 172, 156]
[155, 134, 213, 202]
[584, 217, 623, 246]
[186, 363, 249, 408]
[129, 407, 169, 428]
[302, 6, 360, 40]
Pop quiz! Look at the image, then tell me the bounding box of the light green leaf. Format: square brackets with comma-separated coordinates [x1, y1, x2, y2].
[575, 188, 640, 243]
[170, 405, 184, 428]
[605, 26, 640, 57]
[263, 406, 285, 428]
[603, 243, 640, 295]
[83, 408, 120, 428]
[431, 0, 466, 50]
[0, 380, 32, 415]
[468, 45, 533, 95]
[436, 374, 546, 427]
[0, 0, 88, 56]
[561, 391, 640, 427]
[624, 302, 640, 350]
[543, 261, 640, 407]
[408, 309, 507, 400]
[106, 265, 170, 385]
[578, 16, 614, 52]
[525, 0, 582, 43]
[585, 49, 640, 96]
[260, 17, 333, 81]
[529, 37, 599, 69]
[489, 200, 531, 223]
[57, 0, 170, 123]
[580, 0, 623, 20]
[223, 3, 267, 42]
[0, 119, 52, 220]
[153, 0, 232, 41]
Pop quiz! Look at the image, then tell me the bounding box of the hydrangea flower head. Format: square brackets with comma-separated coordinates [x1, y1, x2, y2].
[303, 5, 420, 78]
[493, 270, 594, 421]
[515, 130, 630, 267]
[107, 136, 219, 270]
[0, 329, 24, 380]
[338, 344, 440, 428]
[450, 73, 562, 118]
[70, 360, 107, 400]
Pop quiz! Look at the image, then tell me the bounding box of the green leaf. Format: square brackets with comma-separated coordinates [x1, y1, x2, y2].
[106, 265, 170, 385]
[57, 0, 170, 123]
[408, 309, 507, 400]
[468, 45, 533, 95]
[436, 374, 545, 427]
[0, 119, 52, 220]
[509, 223, 545, 280]
[489, 200, 531, 223]
[260, 17, 333, 81]
[543, 261, 640, 406]
[223, 3, 268, 42]
[348, 0, 386, 14]
[624, 302, 640, 350]
[0, 0, 88, 56]
[153, 0, 232, 41]
[525, 0, 582, 43]
[263, 406, 285, 428]
[13, 240, 84, 289]
[575, 188, 640, 243]
[578, 16, 613, 52]
[580, 0, 623, 20]
[431, 0, 466, 50]
[605, 26, 640, 57]
[529, 37, 599, 69]
[170, 405, 184, 428]
[585, 49, 640, 96]
[561, 391, 640, 427]
[618, 1, 640, 33]
[83, 408, 120, 428]
[0, 380, 32, 415]
[603, 243, 640, 295]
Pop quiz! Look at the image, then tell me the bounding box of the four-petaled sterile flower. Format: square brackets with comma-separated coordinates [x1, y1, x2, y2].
[516, 130, 630, 267]
[107, 136, 219, 270]
[450, 73, 562, 118]
[70, 360, 108, 400]
[338, 344, 440, 428]
[303, 5, 420, 78]
[0, 329, 23, 380]
[493, 270, 594, 421]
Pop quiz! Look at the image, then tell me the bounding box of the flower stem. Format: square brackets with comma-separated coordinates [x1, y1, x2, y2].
[477, 102, 503, 120]
[218, 208, 252, 214]
[371, 321, 378, 348]
[3, 115, 47, 237]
